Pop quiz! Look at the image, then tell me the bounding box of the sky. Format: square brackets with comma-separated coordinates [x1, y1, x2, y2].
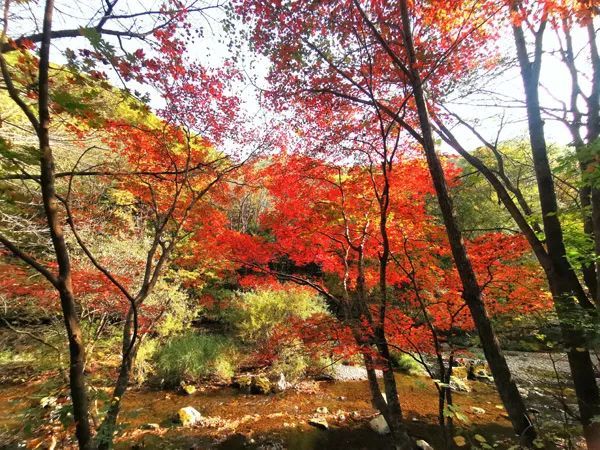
[7, 0, 596, 154]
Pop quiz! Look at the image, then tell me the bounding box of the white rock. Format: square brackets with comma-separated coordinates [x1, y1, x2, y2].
[369, 415, 390, 435]
[177, 406, 202, 427]
[416, 440, 434, 450]
[450, 376, 472, 393]
[308, 417, 329, 430]
[276, 373, 288, 392]
[470, 406, 486, 415]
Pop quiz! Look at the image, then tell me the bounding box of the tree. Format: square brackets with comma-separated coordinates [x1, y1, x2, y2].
[0, 1, 244, 447]
[234, 0, 536, 444]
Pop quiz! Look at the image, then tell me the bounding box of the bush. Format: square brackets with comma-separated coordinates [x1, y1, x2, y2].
[226, 287, 328, 343]
[268, 339, 309, 382]
[132, 338, 158, 384]
[154, 332, 238, 385]
[390, 351, 424, 375]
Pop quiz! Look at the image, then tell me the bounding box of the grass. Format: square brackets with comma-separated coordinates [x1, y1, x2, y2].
[154, 332, 238, 385]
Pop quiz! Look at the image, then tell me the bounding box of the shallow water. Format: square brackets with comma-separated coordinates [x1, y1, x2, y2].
[0, 372, 515, 449]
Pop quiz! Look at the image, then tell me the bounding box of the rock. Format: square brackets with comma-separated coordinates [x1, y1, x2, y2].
[449, 376, 471, 393]
[233, 374, 253, 391]
[336, 413, 346, 421]
[350, 411, 360, 419]
[369, 415, 390, 435]
[177, 406, 202, 427]
[470, 406, 486, 415]
[40, 396, 57, 408]
[332, 364, 383, 381]
[276, 373, 288, 392]
[518, 387, 529, 398]
[453, 436, 467, 447]
[308, 417, 329, 430]
[338, 396, 347, 401]
[181, 384, 196, 395]
[452, 366, 469, 379]
[416, 440, 434, 450]
[473, 369, 494, 382]
[251, 375, 272, 395]
[140, 423, 160, 430]
[315, 406, 329, 414]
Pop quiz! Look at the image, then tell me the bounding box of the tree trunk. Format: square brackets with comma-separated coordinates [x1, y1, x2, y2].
[361, 350, 413, 450]
[512, 16, 600, 448]
[96, 307, 136, 449]
[398, 1, 535, 445]
[38, 1, 92, 447]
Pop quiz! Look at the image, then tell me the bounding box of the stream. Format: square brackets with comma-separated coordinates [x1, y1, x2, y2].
[1, 372, 518, 449]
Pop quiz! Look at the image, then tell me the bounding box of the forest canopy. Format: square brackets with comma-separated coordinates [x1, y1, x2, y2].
[0, 1, 598, 449]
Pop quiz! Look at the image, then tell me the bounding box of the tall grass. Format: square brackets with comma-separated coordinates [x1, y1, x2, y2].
[155, 333, 237, 385]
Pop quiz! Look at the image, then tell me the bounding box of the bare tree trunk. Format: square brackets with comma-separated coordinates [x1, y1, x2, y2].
[398, 1, 535, 445]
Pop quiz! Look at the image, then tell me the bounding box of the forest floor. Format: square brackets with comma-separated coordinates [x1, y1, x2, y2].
[0, 349, 588, 450]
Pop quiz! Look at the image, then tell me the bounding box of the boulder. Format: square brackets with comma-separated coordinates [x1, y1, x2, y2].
[177, 406, 202, 427]
[369, 415, 390, 435]
[232, 374, 253, 391]
[251, 375, 272, 394]
[315, 406, 329, 414]
[140, 423, 160, 430]
[308, 417, 329, 430]
[181, 383, 196, 395]
[452, 366, 469, 380]
[449, 376, 471, 393]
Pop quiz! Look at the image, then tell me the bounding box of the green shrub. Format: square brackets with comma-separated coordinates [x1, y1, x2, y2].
[132, 338, 158, 384]
[226, 287, 328, 343]
[390, 351, 423, 375]
[147, 277, 201, 338]
[154, 332, 238, 385]
[269, 339, 309, 382]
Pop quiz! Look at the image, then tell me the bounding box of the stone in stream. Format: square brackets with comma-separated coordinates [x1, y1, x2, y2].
[181, 383, 196, 395]
[369, 415, 390, 435]
[416, 440, 434, 450]
[251, 375, 272, 394]
[449, 376, 471, 393]
[308, 417, 329, 430]
[275, 373, 288, 392]
[470, 406, 486, 415]
[177, 406, 202, 427]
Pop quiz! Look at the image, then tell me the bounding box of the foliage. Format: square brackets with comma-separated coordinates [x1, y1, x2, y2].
[224, 287, 329, 344]
[389, 352, 423, 375]
[268, 338, 309, 382]
[154, 332, 238, 385]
